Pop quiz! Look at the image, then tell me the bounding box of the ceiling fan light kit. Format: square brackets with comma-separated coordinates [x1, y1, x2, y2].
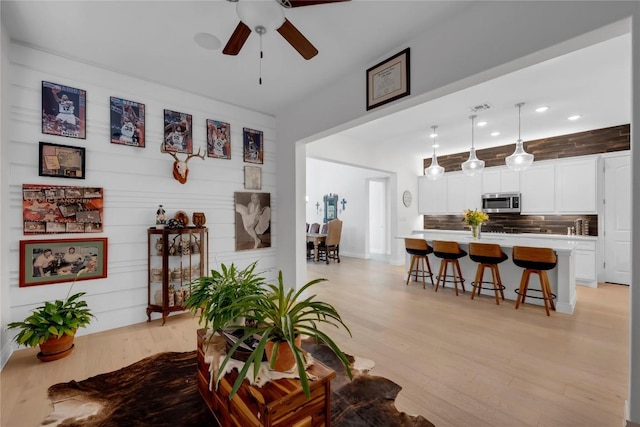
[505, 102, 534, 171]
[461, 114, 485, 176]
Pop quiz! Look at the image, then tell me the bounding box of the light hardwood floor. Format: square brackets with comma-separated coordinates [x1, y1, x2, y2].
[1, 257, 630, 427]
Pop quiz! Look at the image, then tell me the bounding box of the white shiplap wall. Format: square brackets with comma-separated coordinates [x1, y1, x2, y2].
[4, 43, 278, 344]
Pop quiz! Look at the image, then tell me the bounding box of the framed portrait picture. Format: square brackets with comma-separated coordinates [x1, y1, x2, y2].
[206, 119, 231, 159]
[234, 192, 271, 251]
[243, 128, 263, 164]
[366, 48, 410, 111]
[244, 166, 262, 190]
[39, 141, 86, 179]
[19, 237, 108, 287]
[110, 97, 145, 147]
[23, 184, 104, 234]
[163, 109, 192, 154]
[42, 81, 86, 139]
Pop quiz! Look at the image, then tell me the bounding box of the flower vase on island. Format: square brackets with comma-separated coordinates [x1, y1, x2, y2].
[463, 209, 489, 240]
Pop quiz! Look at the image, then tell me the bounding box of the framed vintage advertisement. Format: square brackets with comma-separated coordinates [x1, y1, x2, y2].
[206, 119, 231, 159]
[243, 128, 263, 164]
[42, 81, 87, 139]
[23, 184, 103, 234]
[163, 109, 192, 154]
[366, 48, 410, 111]
[110, 97, 145, 147]
[244, 166, 262, 190]
[39, 142, 85, 179]
[19, 237, 108, 287]
[234, 192, 271, 250]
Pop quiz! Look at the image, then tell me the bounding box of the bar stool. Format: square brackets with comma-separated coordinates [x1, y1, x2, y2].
[512, 246, 557, 316]
[468, 242, 508, 305]
[404, 238, 434, 288]
[432, 240, 467, 296]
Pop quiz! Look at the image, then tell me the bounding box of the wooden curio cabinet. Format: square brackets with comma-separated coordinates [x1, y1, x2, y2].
[147, 227, 208, 325]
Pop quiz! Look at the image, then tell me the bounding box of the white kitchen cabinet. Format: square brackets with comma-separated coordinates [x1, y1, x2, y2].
[447, 173, 466, 214]
[481, 167, 520, 194]
[419, 172, 481, 215]
[521, 156, 599, 215]
[555, 157, 598, 213]
[446, 172, 482, 214]
[574, 240, 597, 287]
[520, 162, 556, 213]
[418, 175, 448, 214]
[464, 173, 482, 211]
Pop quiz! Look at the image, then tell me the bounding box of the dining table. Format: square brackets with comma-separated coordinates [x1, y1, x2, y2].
[306, 233, 327, 262]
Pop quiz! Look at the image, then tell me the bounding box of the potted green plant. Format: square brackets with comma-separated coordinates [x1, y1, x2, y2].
[219, 271, 353, 399]
[7, 269, 94, 362]
[183, 261, 266, 333]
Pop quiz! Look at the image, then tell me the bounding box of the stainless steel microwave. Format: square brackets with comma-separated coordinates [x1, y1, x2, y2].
[481, 193, 521, 213]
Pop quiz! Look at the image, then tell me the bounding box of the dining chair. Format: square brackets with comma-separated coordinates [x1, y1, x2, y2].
[317, 219, 342, 264]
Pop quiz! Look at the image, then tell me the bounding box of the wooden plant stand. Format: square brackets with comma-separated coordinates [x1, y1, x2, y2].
[197, 329, 335, 427]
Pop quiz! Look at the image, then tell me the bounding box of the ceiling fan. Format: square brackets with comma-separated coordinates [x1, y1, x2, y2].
[223, 0, 350, 60]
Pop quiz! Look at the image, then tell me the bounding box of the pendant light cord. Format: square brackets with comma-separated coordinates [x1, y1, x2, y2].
[431, 125, 437, 156]
[470, 115, 476, 149]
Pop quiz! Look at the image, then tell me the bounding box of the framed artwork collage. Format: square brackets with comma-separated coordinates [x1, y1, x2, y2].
[23, 79, 271, 285]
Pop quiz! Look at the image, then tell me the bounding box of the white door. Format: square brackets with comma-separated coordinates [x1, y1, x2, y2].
[368, 179, 387, 255]
[604, 155, 631, 285]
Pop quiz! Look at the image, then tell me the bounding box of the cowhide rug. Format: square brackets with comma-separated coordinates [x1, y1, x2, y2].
[41, 342, 435, 427]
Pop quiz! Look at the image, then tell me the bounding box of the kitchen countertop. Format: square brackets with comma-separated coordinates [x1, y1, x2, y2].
[409, 229, 595, 253]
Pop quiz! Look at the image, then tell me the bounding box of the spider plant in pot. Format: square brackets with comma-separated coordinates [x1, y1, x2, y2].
[7, 269, 94, 362]
[219, 271, 353, 399]
[183, 261, 266, 334]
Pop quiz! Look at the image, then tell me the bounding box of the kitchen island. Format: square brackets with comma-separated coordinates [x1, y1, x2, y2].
[403, 230, 581, 314]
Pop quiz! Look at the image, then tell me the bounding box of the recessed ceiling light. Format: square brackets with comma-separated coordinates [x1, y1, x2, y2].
[477, 121, 487, 127]
[490, 131, 500, 137]
[535, 106, 549, 113]
[568, 115, 581, 121]
[430, 133, 438, 138]
[433, 144, 440, 148]
[194, 32, 222, 50]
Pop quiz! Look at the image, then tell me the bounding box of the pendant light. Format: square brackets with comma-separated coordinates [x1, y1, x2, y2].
[505, 102, 534, 171]
[424, 125, 445, 181]
[461, 114, 485, 176]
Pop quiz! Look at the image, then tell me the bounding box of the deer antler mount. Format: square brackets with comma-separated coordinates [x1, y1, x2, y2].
[162, 146, 205, 184]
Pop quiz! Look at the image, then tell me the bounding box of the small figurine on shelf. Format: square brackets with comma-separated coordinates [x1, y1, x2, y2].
[156, 205, 167, 229]
[192, 212, 206, 228]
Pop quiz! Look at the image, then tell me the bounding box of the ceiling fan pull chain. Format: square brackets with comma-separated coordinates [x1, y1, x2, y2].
[256, 25, 266, 85]
[259, 33, 263, 85]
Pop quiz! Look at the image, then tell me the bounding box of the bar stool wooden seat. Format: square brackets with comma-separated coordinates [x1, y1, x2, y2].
[432, 240, 467, 296]
[468, 242, 508, 305]
[404, 238, 434, 288]
[512, 246, 557, 316]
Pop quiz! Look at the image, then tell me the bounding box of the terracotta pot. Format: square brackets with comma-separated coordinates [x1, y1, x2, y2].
[265, 335, 302, 372]
[37, 333, 75, 362]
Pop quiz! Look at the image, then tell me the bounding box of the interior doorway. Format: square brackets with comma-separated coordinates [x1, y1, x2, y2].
[603, 154, 631, 285]
[367, 178, 389, 261]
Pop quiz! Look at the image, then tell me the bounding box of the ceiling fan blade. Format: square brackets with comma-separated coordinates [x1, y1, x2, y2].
[222, 21, 252, 56]
[277, 18, 318, 60]
[285, 0, 351, 7]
